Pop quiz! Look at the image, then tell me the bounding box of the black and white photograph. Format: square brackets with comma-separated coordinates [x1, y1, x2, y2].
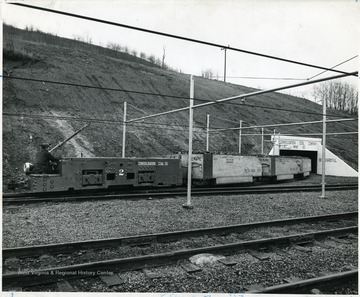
[1, 0, 359, 295]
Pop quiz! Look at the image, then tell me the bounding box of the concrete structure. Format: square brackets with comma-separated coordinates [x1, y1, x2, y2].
[269, 135, 358, 177]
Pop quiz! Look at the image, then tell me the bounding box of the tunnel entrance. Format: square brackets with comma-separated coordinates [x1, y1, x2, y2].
[270, 136, 357, 177]
[280, 150, 318, 173]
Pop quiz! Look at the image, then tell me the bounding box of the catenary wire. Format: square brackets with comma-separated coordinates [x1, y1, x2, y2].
[217, 55, 357, 81]
[2, 75, 356, 119]
[215, 76, 307, 81]
[7, 2, 358, 77]
[5, 113, 358, 136]
[307, 55, 358, 80]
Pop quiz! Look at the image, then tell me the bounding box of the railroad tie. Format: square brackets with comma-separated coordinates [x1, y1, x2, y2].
[314, 241, 332, 249]
[142, 268, 161, 279]
[99, 275, 125, 287]
[245, 283, 266, 292]
[329, 236, 352, 245]
[292, 244, 312, 253]
[180, 262, 202, 273]
[218, 257, 238, 266]
[248, 250, 270, 261]
[57, 280, 76, 292]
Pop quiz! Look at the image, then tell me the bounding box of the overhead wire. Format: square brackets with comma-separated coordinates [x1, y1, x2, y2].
[5, 112, 357, 139]
[7, 2, 358, 77]
[4, 112, 207, 130]
[2, 75, 357, 119]
[215, 76, 307, 81]
[307, 55, 358, 80]
[218, 55, 358, 81]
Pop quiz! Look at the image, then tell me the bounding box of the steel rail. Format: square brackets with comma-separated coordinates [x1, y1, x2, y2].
[2, 226, 357, 288]
[2, 184, 358, 204]
[3, 211, 357, 259]
[250, 269, 358, 294]
[3, 183, 358, 198]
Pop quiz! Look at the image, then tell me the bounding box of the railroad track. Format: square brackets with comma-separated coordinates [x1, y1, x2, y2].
[3, 212, 358, 292]
[250, 270, 357, 294]
[3, 183, 358, 205]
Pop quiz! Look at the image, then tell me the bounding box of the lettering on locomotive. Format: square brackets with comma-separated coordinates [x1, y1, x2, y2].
[138, 162, 156, 166]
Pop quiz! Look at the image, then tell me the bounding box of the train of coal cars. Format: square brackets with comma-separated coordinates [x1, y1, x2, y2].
[23, 153, 311, 193]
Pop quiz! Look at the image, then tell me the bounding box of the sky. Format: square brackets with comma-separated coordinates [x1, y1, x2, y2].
[1, 0, 359, 100]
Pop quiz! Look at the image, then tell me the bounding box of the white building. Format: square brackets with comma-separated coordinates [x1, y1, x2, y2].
[269, 135, 358, 177]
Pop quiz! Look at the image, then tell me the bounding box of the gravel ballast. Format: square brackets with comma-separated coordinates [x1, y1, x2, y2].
[2, 189, 357, 248]
[22, 239, 358, 293]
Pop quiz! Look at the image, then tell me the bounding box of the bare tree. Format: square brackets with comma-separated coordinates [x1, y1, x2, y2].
[155, 58, 162, 67]
[201, 69, 214, 79]
[312, 80, 358, 115]
[107, 42, 122, 51]
[162, 46, 166, 69]
[148, 54, 156, 64]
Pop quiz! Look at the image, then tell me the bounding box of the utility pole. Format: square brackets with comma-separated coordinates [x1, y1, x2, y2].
[221, 46, 228, 82]
[238, 120, 242, 154]
[261, 127, 264, 155]
[321, 96, 326, 198]
[184, 75, 194, 209]
[206, 114, 210, 151]
[122, 102, 127, 158]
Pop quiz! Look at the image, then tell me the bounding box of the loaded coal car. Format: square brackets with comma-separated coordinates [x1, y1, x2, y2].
[24, 157, 183, 193]
[174, 152, 311, 185]
[259, 156, 311, 181]
[174, 153, 263, 186]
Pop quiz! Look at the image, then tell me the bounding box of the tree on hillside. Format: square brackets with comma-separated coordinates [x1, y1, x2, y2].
[148, 55, 156, 64]
[162, 46, 166, 69]
[312, 80, 358, 115]
[202, 69, 214, 79]
[107, 42, 122, 51]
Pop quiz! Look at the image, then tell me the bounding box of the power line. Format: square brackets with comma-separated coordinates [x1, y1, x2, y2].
[307, 55, 358, 80]
[216, 76, 306, 81]
[210, 118, 357, 133]
[5, 113, 357, 136]
[238, 132, 358, 136]
[8, 2, 358, 77]
[131, 71, 359, 123]
[126, 102, 148, 115]
[4, 112, 207, 130]
[218, 56, 358, 81]
[2, 75, 190, 101]
[3, 75, 357, 119]
[4, 112, 123, 124]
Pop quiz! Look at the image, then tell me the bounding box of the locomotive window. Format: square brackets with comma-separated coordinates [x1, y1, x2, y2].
[84, 170, 101, 175]
[127, 173, 135, 180]
[107, 173, 116, 180]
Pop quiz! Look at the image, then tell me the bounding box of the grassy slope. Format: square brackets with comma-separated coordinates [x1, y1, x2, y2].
[2, 25, 358, 183]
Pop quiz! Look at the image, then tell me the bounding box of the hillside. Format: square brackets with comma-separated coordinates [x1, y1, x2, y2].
[2, 25, 358, 185]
